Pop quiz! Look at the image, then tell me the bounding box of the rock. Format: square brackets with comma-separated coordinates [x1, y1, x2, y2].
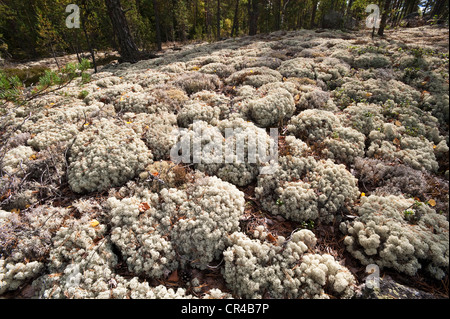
[356, 275, 439, 299]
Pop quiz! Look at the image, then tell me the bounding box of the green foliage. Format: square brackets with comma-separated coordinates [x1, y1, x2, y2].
[2, 66, 50, 87]
[78, 90, 90, 99]
[0, 70, 23, 102]
[404, 209, 415, 217]
[0, 58, 92, 104]
[300, 220, 315, 230]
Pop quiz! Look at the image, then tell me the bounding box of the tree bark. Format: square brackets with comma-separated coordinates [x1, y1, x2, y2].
[346, 0, 354, 16]
[217, 0, 221, 40]
[281, 0, 290, 29]
[275, 0, 281, 30]
[310, 0, 318, 28]
[105, 0, 140, 63]
[378, 0, 392, 36]
[430, 0, 448, 19]
[81, 0, 97, 72]
[152, 0, 162, 51]
[231, 0, 240, 37]
[248, 0, 259, 36]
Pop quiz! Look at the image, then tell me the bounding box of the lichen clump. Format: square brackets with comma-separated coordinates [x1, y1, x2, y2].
[0, 25, 448, 299]
[340, 195, 449, 279]
[67, 118, 152, 193]
[223, 230, 356, 299]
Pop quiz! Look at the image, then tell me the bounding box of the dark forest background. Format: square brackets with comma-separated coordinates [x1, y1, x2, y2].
[0, 0, 448, 64]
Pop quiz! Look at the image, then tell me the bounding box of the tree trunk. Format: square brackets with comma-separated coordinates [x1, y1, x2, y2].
[217, 0, 221, 40]
[310, 0, 318, 28]
[81, 0, 97, 72]
[206, 0, 212, 39]
[378, 0, 392, 36]
[171, 0, 178, 41]
[248, 0, 259, 36]
[281, 0, 290, 29]
[431, 0, 447, 19]
[231, 0, 240, 37]
[194, 0, 198, 31]
[296, 4, 304, 29]
[152, 0, 162, 51]
[392, 0, 405, 26]
[346, 0, 354, 16]
[275, 0, 281, 30]
[105, 0, 140, 63]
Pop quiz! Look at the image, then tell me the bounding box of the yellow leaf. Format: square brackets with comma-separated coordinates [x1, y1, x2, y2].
[29, 154, 37, 160]
[366, 92, 373, 97]
[394, 120, 402, 127]
[427, 199, 436, 207]
[361, 192, 366, 197]
[90, 220, 100, 228]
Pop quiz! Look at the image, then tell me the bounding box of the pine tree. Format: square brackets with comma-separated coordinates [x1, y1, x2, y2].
[105, 0, 141, 63]
[378, 0, 392, 36]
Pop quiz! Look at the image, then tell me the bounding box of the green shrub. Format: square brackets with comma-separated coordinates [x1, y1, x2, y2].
[2, 66, 49, 86]
[1, 59, 91, 104]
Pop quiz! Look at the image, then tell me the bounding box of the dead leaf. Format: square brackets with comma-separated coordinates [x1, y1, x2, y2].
[393, 138, 401, 146]
[427, 199, 436, 207]
[394, 120, 402, 127]
[139, 202, 151, 212]
[168, 270, 179, 282]
[266, 233, 277, 243]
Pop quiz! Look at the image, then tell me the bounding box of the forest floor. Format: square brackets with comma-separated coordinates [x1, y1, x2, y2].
[0, 25, 449, 299]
